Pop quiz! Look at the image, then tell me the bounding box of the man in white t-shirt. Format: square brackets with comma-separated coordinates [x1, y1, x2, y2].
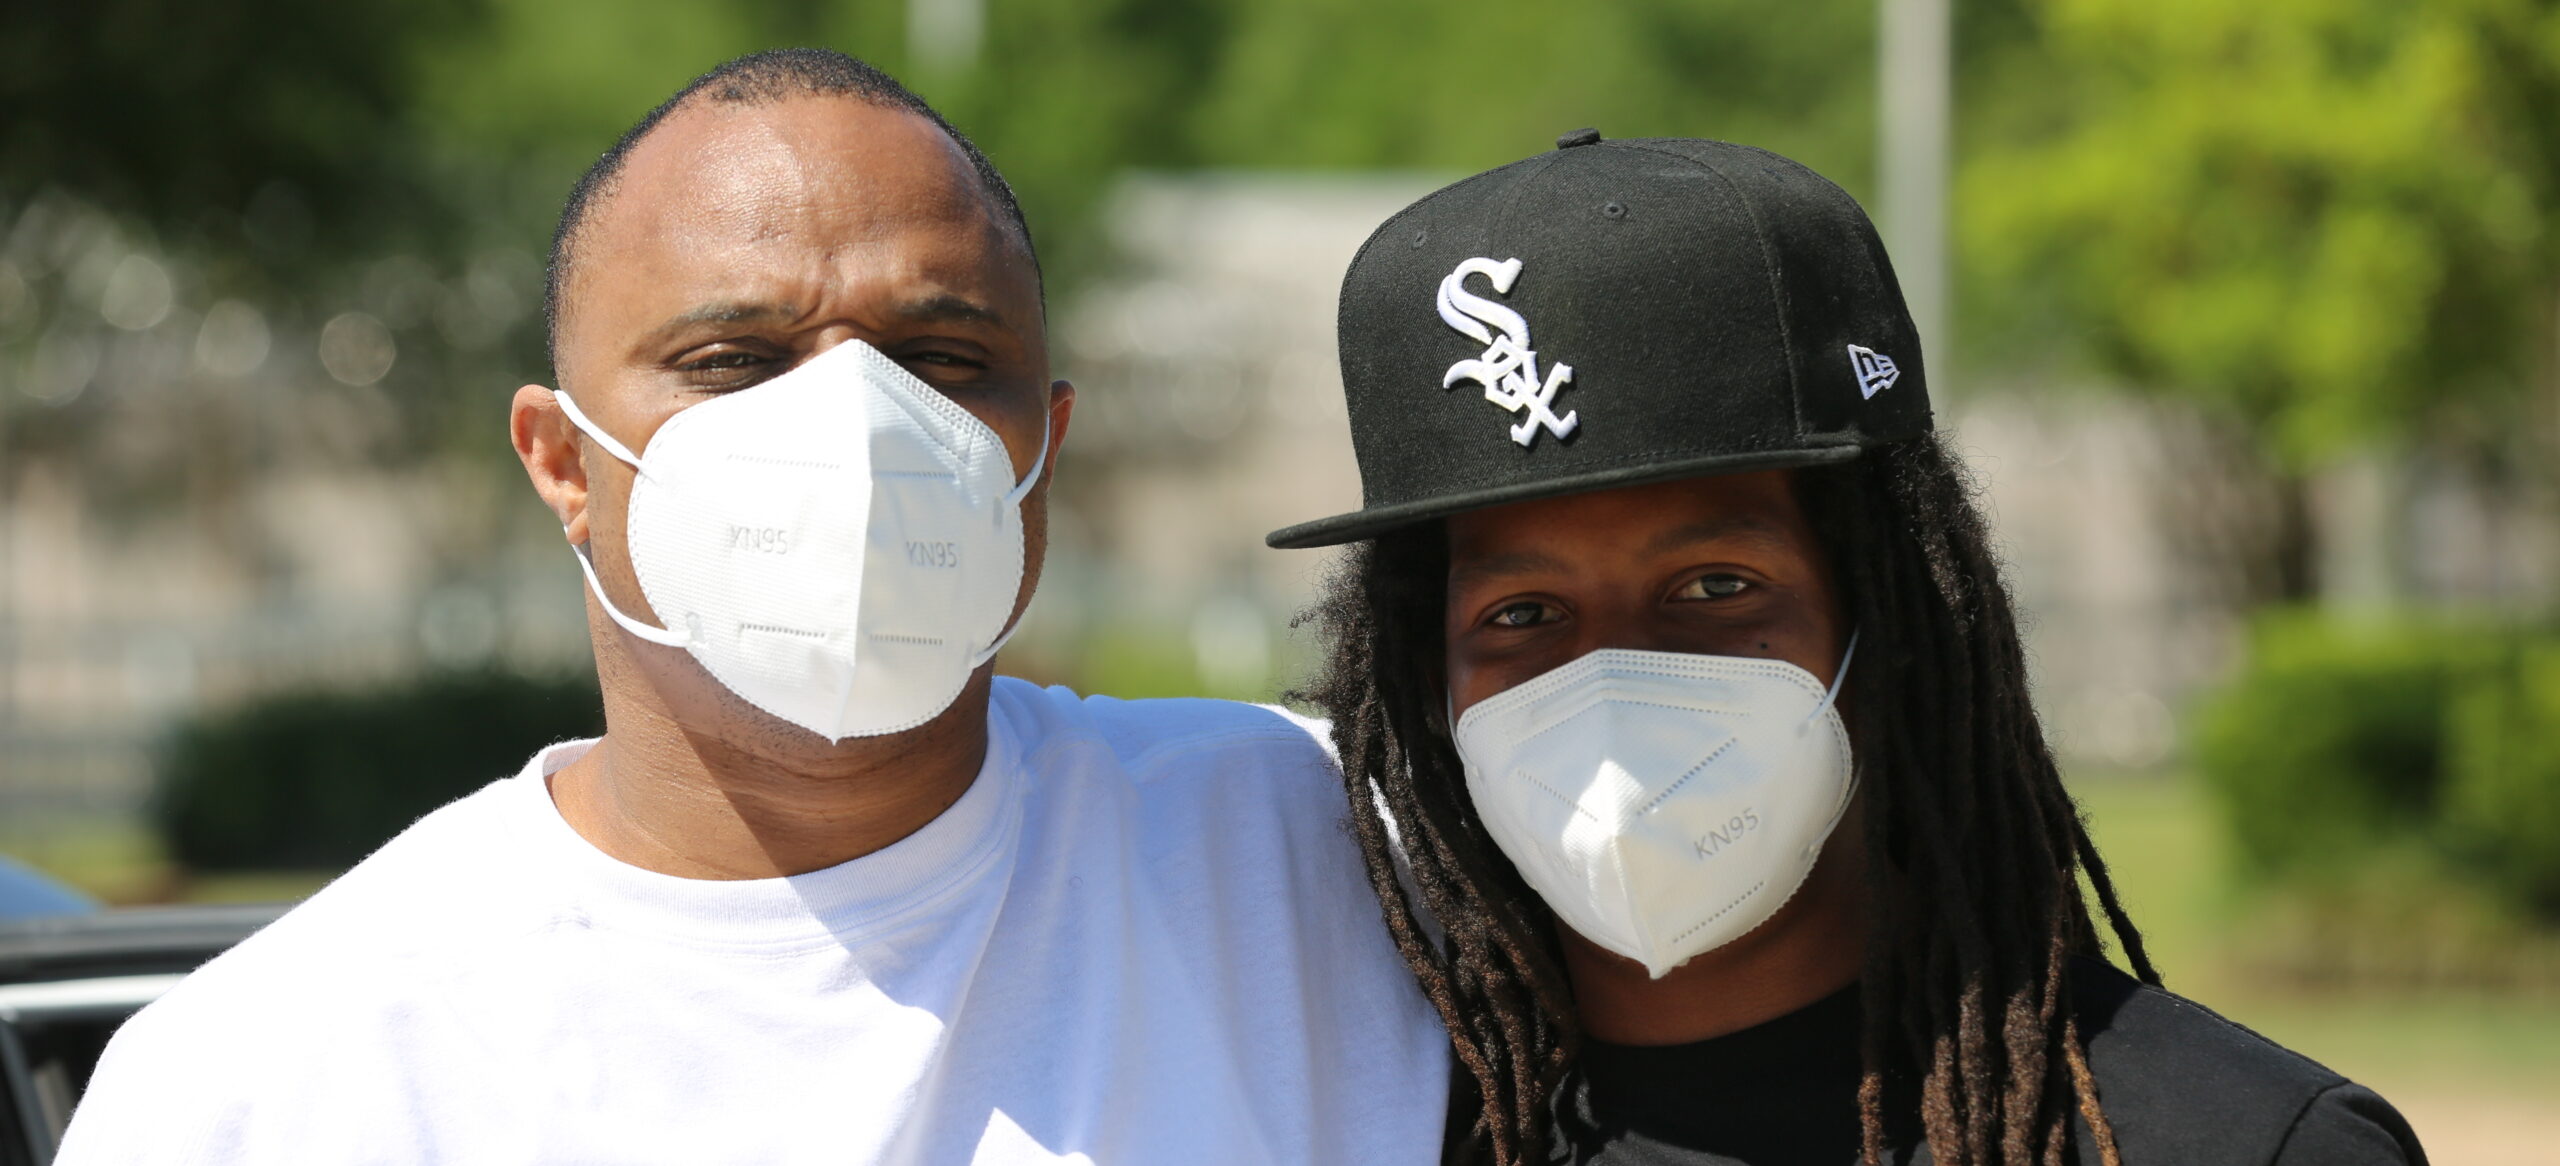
[57, 48, 1448, 1165]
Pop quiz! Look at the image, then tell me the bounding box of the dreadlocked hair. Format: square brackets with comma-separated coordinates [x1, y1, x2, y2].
[1295, 431, 2160, 1166]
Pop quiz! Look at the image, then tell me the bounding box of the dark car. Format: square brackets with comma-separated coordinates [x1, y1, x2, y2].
[0, 904, 284, 1164]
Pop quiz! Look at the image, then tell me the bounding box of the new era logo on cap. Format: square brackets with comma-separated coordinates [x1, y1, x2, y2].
[1848, 344, 1900, 399]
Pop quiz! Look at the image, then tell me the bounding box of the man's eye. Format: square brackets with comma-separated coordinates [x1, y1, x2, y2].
[1675, 574, 1752, 601]
[900, 350, 990, 378]
[1488, 601, 1554, 628]
[677, 350, 768, 373]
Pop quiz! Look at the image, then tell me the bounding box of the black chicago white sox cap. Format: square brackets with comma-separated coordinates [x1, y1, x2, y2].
[1266, 129, 1932, 549]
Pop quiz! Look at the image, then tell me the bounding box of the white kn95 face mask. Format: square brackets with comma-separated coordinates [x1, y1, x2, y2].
[1452, 635, 1858, 979]
[553, 339, 1048, 742]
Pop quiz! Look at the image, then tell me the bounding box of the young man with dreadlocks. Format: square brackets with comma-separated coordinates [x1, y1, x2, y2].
[1270, 130, 2427, 1166]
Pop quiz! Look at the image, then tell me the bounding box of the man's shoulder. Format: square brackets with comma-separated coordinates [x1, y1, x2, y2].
[65, 771, 562, 1158]
[2073, 957, 2344, 1097]
[264, 775, 542, 940]
[991, 677, 1359, 858]
[994, 676, 1336, 785]
[2072, 958, 2425, 1165]
[116, 775, 547, 1038]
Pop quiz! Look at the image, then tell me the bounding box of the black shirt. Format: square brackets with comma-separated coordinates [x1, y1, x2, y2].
[1531, 959, 2426, 1166]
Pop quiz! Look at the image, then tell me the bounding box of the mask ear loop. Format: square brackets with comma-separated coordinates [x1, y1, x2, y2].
[1802, 627, 1859, 731]
[1000, 406, 1052, 508]
[570, 541, 692, 648]
[1799, 627, 1864, 861]
[553, 390, 691, 649]
[967, 407, 1056, 669]
[551, 390, 647, 470]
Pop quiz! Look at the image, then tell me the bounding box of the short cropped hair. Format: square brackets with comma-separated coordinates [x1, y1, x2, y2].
[541, 48, 1038, 373]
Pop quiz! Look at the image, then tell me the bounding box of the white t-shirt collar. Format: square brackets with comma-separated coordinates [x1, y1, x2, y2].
[505, 706, 1024, 950]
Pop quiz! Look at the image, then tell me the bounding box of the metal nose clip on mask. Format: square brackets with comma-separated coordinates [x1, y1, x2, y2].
[1452, 634, 1858, 979]
[553, 339, 1049, 742]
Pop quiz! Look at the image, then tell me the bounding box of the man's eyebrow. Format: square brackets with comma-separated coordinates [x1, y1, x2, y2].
[890, 292, 1008, 330]
[640, 295, 1010, 348]
[1446, 516, 1790, 599]
[1447, 549, 1573, 599]
[641, 301, 798, 346]
[1639, 514, 1794, 559]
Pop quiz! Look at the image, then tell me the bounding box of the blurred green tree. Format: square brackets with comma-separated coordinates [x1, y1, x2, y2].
[1963, 0, 2560, 597]
[4, 0, 1967, 544]
[0, 0, 491, 287]
[2446, 644, 2560, 914]
[860, 0, 1902, 287]
[13, 0, 1935, 361]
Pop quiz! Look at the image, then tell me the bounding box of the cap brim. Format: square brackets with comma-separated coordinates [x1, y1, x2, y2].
[1264, 444, 1866, 549]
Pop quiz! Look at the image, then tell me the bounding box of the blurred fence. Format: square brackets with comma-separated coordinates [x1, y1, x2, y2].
[0, 591, 591, 843]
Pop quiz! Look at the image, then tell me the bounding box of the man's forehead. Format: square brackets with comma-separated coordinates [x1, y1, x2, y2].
[554, 92, 1037, 378]
[599, 94, 994, 254]
[1453, 473, 1804, 544]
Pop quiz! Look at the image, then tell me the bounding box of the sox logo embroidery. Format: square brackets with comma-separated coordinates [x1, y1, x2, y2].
[1438, 257, 1578, 447]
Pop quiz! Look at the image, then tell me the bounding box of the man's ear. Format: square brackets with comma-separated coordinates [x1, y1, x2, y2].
[1041, 379, 1075, 486]
[512, 385, 589, 543]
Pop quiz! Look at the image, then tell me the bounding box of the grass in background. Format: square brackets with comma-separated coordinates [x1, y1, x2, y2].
[2073, 773, 2560, 1112]
[6, 817, 336, 908]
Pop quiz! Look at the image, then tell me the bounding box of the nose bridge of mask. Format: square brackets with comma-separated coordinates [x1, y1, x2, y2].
[1455, 645, 1832, 745]
[552, 339, 1047, 504]
[1529, 638, 1858, 795]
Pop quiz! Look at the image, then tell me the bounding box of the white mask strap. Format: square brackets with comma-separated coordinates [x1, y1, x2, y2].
[967, 407, 1055, 668]
[551, 390, 646, 470]
[1806, 628, 1859, 727]
[571, 540, 691, 648]
[1003, 405, 1053, 507]
[967, 613, 1024, 670]
[550, 391, 688, 647]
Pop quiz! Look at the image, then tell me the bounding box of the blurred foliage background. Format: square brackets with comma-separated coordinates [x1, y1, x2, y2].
[6, 0, 2560, 1158]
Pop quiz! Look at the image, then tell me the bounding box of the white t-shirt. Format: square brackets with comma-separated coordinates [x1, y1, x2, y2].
[59, 679, 1450, 1164]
